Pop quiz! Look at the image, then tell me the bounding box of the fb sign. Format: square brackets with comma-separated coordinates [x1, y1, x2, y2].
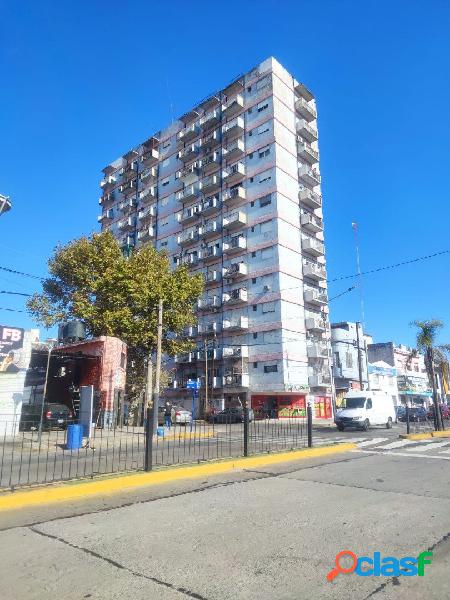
[0, 326, 25, 373]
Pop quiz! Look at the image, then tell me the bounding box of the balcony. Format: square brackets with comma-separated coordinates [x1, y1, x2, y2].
[201, 220, 221, 240]
[223, 235, 247, 255]
[201, 152, 221, 175]
[201, 129, 221, 152]
[222, 94, 244, 118]
[200, 109, 221, 129]
[120, 234, 135, 249]
[296, 120, 318, 143]
[297, 141, 319, 165]
[100, 176, 116, 191]
[119, 198, 136, 214]
[223, 210, 246, 230]
[201, 174, 221, 194]
[222, 116, 245, 141]
[122, 163, 138, 180]
[299, 188, 322, 209]
[302, 237, 324, 257]
[197, 347, 222, 361]
[301, 213, 323, 233]
[224, 138, 245, 162]
[177, 124, 200, 144]
[202, 194, 221, 215]
[198, 296, 222, 311]
[178, 229, 200, 247]
[138, 206, 155, 224]
[99, 192, 115, 206]
[309, 374, 331, 387]
[137, 226, 155, 242]
[222, 316, 249, 331]
[198, 322, 221, 336]
[120, 179, 138, 198]
[177, 184, 200, 203]
[303, 262, 326, 281]
[175, 352, 197, 364]
[295, 82, 314, 101]
[223, 288, 248, 305]
[223, 186, 246, 207]
[98, 209, 114, 226]
[118, 217, 136, 232]
[201, 245, 222, 263]
[307, 344, 329, 359]
[222, 345, 249, 359]
[178, 144, 199, 163]
[223, 373, 250, 388]
[141, 148, 159, 167]
[223, 162, 245, 185]
[305, 317, 327, 333]
[182, 326, 197, 338]
[140, 167, 157, 185]
[223, 261, 247, 280]
[205, 269, 222, 286]
[181, 253, 199, 267]
[179, 163, 200, 184]
[179, 204, 201, 224]
[299, 165, 321, 188]
[295, 97, 317, 122]
[139, 186, 156, 204]
[304, 289, 328, 306]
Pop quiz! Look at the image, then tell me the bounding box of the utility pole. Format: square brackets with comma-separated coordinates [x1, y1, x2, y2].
[204, 339, 208, 419]
[152, 299, 163, 435]
[38, 343, 53, 443]
[144, 355, 153, 471]
[429, 347, 443, 431]
[355, 322, 364, 391]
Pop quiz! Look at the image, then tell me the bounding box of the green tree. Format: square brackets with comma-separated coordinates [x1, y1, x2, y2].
[410, 319, 450, 431]
[27, 231, 204, 410]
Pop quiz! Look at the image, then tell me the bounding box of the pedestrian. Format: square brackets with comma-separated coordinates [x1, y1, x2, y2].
[164, 401, 172, 429]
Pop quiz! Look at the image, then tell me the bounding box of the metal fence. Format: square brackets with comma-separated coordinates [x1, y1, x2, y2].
[0, 409, 311, 491]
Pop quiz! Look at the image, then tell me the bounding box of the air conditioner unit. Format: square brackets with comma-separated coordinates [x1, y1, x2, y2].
[263, 285, 271, 292]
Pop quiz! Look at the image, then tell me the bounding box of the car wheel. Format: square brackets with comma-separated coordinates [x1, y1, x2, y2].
[362, 419, 370, 431]
[336, 424, 344, 432]
[386, 417, 393, 429]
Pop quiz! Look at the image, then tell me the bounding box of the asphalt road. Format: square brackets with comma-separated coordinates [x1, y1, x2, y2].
[0, 429, 449, 600]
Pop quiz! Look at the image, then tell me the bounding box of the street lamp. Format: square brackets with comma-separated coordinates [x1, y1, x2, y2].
[38, 341, 55, 443]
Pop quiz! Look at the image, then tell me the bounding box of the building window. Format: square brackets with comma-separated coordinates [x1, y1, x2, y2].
[162, 140, 171, 149]
[259, 194, 272, 207]
[258, 146, 270, 158]
[247, 86, 252, 93]
[160, 240, 168, 247]
[252, 277, 257, 284]
[161, 217, 169, 227]
[249, 177, 254, 183]
[253, 362, 258, 368]
[262, 301, 275, 313]
[257, 101, 269, 113]
[346, 352, 353, 368]
[253, 332, 258, 339]
[249, 130, 253, 137]
[257, 123, 270, 135]
[253, 305, 257, 312]
[251, 226, 255, 232]
[162, 179, 170, 187]
[258, 170, 272, 184]
[264, 364, 278, 373]
[260, 220, 272, 234]
[251, 251, 256, 258]
[248, 107, 253, 114]
[248, 152, 254, 159]
[261, 247, 274, 260]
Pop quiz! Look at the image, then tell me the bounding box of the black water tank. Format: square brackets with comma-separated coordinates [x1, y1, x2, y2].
[58, 320, 86, 343]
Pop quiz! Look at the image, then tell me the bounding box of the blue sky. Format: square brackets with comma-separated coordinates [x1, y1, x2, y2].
[1, 0, 449, 347]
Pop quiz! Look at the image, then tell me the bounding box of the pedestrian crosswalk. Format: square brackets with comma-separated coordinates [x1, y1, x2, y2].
[346, 435, 450, 459]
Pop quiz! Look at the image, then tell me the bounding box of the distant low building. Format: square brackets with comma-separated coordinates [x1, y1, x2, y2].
[331, 322, 368, 400]
[368, 361, 399, 406]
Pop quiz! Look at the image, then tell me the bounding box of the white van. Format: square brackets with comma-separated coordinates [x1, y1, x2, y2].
[335, 390, 396, 431]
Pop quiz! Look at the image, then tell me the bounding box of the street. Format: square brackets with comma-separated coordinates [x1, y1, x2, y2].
[0, 425, 449, 600]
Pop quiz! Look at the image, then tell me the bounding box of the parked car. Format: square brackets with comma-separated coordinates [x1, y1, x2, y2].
[395, 405, 406, 420]
[397, 406, 428, 422]
[157, 405, 192, 426]
[19, 403, 73, 431]
[427, 404, 450, 420]
[209, 407, 254, 424]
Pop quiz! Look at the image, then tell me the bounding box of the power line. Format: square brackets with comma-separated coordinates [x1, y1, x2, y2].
[0, 291, 32, 297]
[0, 307, 25, 313]
[0, 266, 44, 280]
[328, 286, 356, 302]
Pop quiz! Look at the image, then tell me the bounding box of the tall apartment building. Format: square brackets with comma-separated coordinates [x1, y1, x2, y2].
[98, 57, 332, 419]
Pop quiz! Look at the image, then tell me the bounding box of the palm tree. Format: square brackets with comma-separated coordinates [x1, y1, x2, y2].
[410, 319, 450, 431]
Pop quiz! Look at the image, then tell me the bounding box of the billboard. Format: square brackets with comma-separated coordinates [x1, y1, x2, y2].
[0, 326, 25, 373]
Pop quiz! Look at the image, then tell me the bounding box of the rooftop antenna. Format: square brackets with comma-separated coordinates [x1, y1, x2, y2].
[166, 76, 175, 124]
[352, 221, 365, 329]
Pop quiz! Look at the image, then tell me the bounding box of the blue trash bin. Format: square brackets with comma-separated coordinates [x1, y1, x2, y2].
[66, 424, 83, 450]
[157, 427, 165, 437]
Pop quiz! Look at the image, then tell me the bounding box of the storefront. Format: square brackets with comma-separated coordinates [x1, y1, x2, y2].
[251, 394, 333, 419]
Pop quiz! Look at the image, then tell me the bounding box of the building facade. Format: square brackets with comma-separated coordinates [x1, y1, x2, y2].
[367, 342, 432, 406]
[98, 57, 332, 419]
[368, 361, 399, 405]
[331, 322, 368, 400]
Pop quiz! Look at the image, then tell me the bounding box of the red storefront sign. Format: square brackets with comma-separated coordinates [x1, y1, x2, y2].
[251, 394, 306, 419]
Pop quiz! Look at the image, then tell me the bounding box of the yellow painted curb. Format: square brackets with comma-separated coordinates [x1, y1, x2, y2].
[0, 443, 356, 512]
[399, 431, 450, 440]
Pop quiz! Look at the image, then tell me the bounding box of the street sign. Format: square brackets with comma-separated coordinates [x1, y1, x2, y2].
[186, 378, 201, 390]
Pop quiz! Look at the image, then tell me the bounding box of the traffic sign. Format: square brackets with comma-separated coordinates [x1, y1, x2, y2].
[186, 378, 201, 390]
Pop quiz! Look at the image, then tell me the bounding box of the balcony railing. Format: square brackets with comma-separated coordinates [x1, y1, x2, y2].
[222, 116, 245, 140]
[303, 262, 326, 281]
[179, 204, 201, 224]
[201, 245, 222, 262]
[177, 184, 200, 202]
[139, 186, 156, 204]
[140, 167, 157, 185]
[118, 217, 136, 231]
[223, 235, 247, 254]
[179, 163, 200, 182]
[137, 226, 155, 242]
[223, 373, 250, 388]
[201, 220, 221, 239]
[223, 162, 245, 185]
[198, 296, 222, 311]
[141, 148, 159, 167]
[222, 345, 249, 358]
[223, 138, 245, 162]
[138, 206, 155, 223]
[301, 213, 323, 233]
[307, 344, 329, 359]
[119, 198, 136, 214]
[120, 180, 138, 197]
[222, 94, 244, 118]
[181, 253, 199, 267]
[222, 316, 249, 331]
[223, 186, 246, 206]
[223, 210, 246, 230]
[223, 288, 248, 305]
[295, 97, 317, 122]
[296, 120, 318, 143]
[299, 188, 322, 209]
[302, 237, 324, 257]
[299, 165, 321, 187]
[201, 130, 221, 151]
[309, 374, 331, 387]
[223, 261, 247, 279]
[305, 317, 327, 332]
[304, 289, 328, 306]
[120, 234, 135, 248]
[178, 144, 199, 162]
[200, 109, 221, 129]
[205, 269, 222, 285]
[295, 82, 314, 101]
[202, 195, 221, 215]
[177, 124, 200, 144]
[297, 141, 319, 165]
[98, 209, 114, 225]
[100, 176, 116, 190]
[178, 229, 200, 246]
[198, 322, 221, 336]
[201, 174, 221, 194]
[201, 152, 221, 174]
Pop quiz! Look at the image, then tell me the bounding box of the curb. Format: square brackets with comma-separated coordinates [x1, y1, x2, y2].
[0, 443, 356, 512]
[399, 430, 450, 440]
